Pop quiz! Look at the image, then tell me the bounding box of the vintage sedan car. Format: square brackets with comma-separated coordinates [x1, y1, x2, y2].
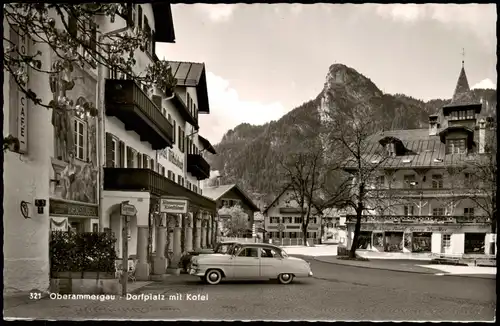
[179, 241, 239, 272]
[189, 243, 313, 285]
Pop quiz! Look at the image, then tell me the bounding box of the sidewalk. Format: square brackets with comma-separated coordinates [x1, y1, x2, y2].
[314, 256, 496, 279]
[282, 245, 338, 257]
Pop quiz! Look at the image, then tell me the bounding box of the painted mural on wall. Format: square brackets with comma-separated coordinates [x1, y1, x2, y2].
[49, 58, 98, 204]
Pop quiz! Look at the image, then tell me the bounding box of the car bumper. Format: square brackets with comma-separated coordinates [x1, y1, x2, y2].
[189, 268, 205, 277]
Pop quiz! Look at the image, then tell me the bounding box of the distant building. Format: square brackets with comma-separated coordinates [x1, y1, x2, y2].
[263, 185, 323, 245]
[203, 184, 261, 237]
[343, 62, 496, 256]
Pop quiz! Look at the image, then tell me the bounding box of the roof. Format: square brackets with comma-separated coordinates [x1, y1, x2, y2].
[204, 184, 260, 212]
[152, 3, 176, 43]
[262, 184, 292, 215]
[444, 64, 481, 108]
[344, 128, 488, 170]
[198, 135, 217, 154]
[168, 61, 210, 113]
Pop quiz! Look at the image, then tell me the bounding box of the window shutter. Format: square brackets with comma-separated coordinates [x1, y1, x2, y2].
[152, 95, 162, 111]
[173, 120, 176, 144]
[119, 141, 125, 168]
[68, 15, 78, 38]
[126, 3, 135, 28]
[105, 133, 114, 167]
[178, 126, 181, 150]
[152, 30, 156, 56]
[138, 5, 143, 30]
[90, 23, 97, 54]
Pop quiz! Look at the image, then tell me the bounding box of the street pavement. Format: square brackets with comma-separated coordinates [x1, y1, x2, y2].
[4, 258, 496, 321]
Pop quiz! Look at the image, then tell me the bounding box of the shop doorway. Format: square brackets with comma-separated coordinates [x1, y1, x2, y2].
[464, 233, 486, 254]
[384, 232, 403, 252]
[412, 232, 432, 252]
[357, 231, 372, 249]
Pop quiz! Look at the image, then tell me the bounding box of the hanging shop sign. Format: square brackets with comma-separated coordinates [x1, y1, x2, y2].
[160, 196, 188, 214]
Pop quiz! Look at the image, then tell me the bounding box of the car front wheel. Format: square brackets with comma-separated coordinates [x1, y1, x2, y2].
[205, 269, 223, 285]
[278, 273, 294, 284]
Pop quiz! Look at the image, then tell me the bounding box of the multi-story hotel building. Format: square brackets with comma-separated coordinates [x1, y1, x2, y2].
[263, 186, 323, 245]
[3, 3, 218, 291]
[344, 63, 496, 256]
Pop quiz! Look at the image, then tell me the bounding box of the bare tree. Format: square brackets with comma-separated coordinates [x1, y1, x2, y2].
[3, 3, 176, 150]
[462, 119, 497, 233]
[321, 103, 392, 258]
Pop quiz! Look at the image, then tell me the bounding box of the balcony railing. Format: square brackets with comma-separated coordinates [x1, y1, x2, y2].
[105, 79, 174, 149]
[345, 215, 491, 224]
[103, 168, 215, 211]
[366, 187, 487, 198]
[186, 154, 210, 180]
[172, 93, 198, 128]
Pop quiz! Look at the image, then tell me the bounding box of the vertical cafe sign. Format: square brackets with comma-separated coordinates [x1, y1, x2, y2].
[16, 25, 29, 153]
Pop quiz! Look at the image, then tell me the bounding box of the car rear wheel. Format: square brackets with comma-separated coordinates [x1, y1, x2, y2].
[205, 269, 223, 285]
[278, 273, 294, 284]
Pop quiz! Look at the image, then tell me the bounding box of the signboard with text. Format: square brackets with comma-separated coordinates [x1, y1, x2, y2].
[120, 203, 137, 216]
[160, 197, 188, 214]
[358, 223, 491, 233]
[17, 26, 29, 153]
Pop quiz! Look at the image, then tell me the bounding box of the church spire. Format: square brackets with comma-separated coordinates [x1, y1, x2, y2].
[449, 53, 478, 106]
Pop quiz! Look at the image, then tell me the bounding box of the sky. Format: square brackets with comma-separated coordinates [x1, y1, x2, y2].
[156, 4, 497, 145]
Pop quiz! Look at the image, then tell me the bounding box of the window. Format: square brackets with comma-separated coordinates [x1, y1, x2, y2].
[187, 181, 191, 190]
[404, 175, 416, 188]
[177, 175, 181, 184]
[136, 152, 142, 168]
[193, 185, 198, 193]
[464, 172, 476, 186]
[260, 248, 281, 258]
[172, 172, 176, 182]
[92, 223, 98, 233]
[386, 143, 395, 156]
[237, 247, 259, 257]
[270, 217, 280, 223]
[442, 234, 451, 248]
[311, 217, 317, 224]
[446, 139, 466, 154]
[142, 155, 149, 169]
[106, 136, 118, 167]
[433, 208, 445, 216]
[173, 120, 176, 145]
[464, 208, 474, 217]
[283, 217, 292, 223]
[376, 175, 385, 188]
[161, 166, 165, 176]
[168, 170, 172, 180]
[294, 217, 303, 224]
[404, 205, 415, 216]
[126, 146, 136, 168]
[73, 118, 87, 161]
[431, 174, 443, 189]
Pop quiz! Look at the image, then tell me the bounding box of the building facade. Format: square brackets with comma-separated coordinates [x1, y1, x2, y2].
[344, 63, 496, 256]
[3, 3, 218, 291]
[263, 186, 323, 245]
[203, 184, 261, 238]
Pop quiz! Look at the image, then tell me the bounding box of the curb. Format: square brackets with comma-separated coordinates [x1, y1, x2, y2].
[312, 256, 496, 280]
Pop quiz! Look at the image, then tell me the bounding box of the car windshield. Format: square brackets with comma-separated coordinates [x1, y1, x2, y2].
[215, 243, 232, 254]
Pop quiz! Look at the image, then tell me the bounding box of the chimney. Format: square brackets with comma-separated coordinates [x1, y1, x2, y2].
[429, 115, 438, 136]
[478, 118, 486, 153]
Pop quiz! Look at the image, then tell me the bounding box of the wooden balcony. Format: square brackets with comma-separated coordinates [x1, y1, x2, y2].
[186, 154, 210, 180]
[172, 93, 198, 128]
[366, 187, 487, 199]
[105, 79, 174, 150]
[279, 207, 319, 214]
[103, 168, 215, 211]
[345, 215, 491, 224]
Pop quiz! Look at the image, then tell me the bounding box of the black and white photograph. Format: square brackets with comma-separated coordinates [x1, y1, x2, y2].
[2, 2, 497, 321]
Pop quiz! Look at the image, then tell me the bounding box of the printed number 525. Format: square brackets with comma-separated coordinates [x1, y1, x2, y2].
[30, 292, 42, 300]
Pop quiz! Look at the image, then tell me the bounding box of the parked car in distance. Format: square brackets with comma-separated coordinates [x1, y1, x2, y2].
[179, 241, 239, 272]
[189, 243, 313, 285]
